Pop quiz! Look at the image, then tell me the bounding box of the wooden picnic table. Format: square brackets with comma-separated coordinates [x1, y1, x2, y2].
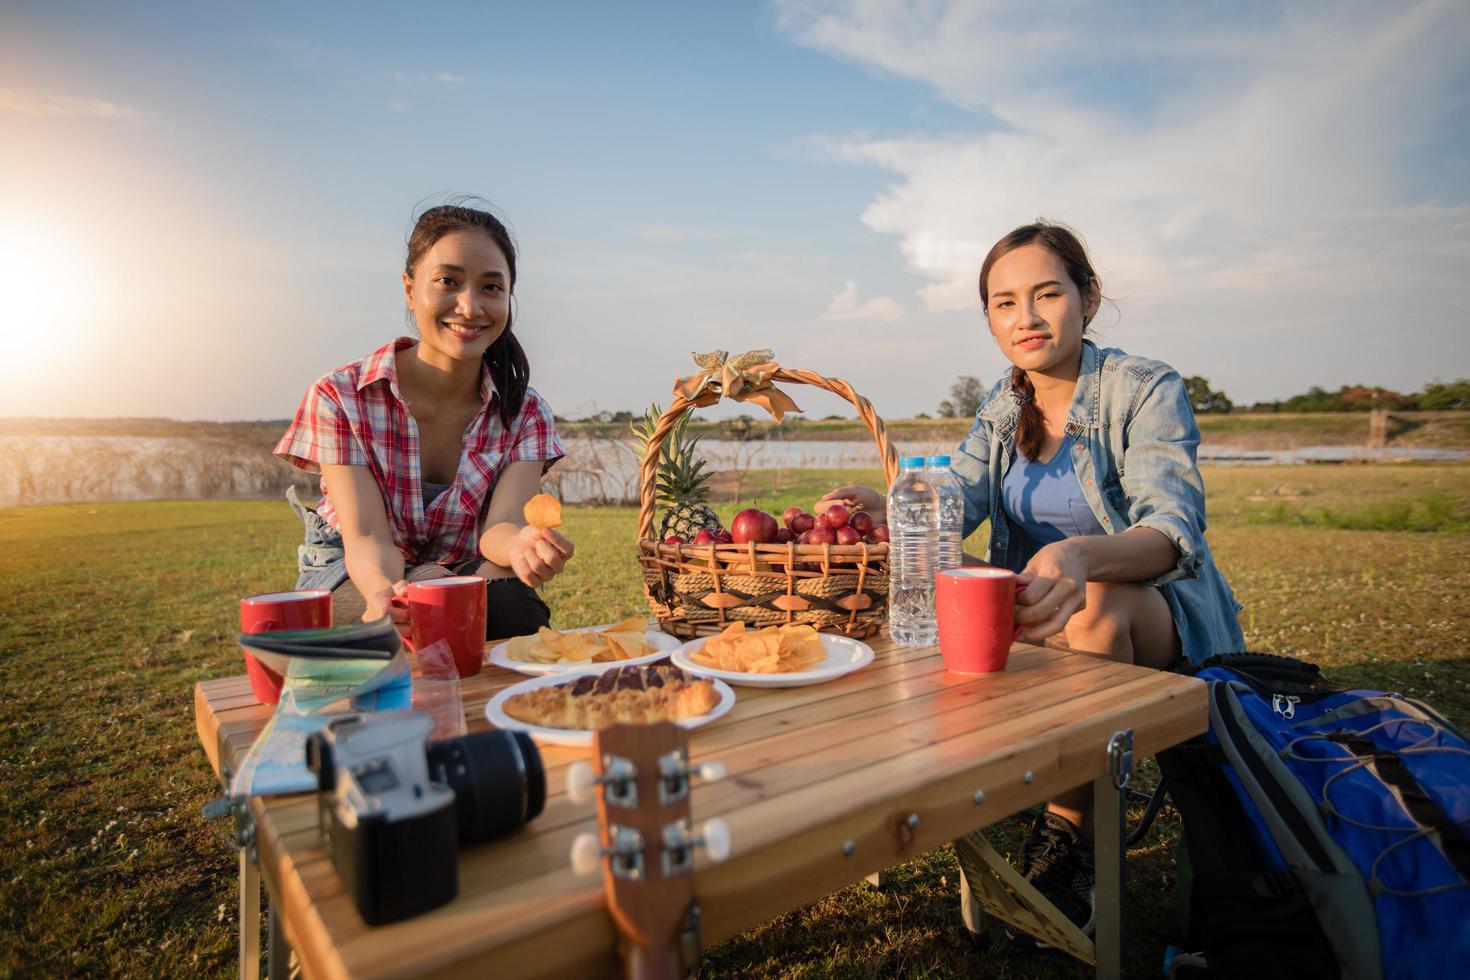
[195, 632, 1206, 979]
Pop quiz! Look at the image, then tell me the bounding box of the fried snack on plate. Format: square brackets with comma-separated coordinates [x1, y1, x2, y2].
[523, 493, 563, 530]
[505, 618, 655, 665]
[691, 621, 827, 674]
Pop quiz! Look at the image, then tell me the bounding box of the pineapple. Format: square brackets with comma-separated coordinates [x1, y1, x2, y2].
[632, 404, 722, 540]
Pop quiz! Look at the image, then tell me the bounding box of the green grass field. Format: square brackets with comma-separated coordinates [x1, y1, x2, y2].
[2, 465, 1467, 977]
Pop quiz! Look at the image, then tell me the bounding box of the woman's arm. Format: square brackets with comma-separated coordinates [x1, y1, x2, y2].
[1013, 367, 1204, 640]
[1116, 368, 1209, 586]
[478, 460, 574, 588]
[319, 463, 410, 628]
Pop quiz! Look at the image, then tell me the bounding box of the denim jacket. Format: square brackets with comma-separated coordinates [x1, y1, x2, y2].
[951, 340, 1244, 664]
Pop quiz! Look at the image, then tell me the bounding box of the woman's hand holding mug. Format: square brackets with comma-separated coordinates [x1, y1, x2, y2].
[365, 580, 411, 637]
[1014, 540, 1089, 643]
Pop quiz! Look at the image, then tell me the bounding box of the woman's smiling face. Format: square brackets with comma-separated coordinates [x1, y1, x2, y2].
[402, 228, 512, 364]
[984, 243, 1099, 376]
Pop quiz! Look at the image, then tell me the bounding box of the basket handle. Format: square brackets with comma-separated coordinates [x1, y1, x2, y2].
[637, 368, 900, 542]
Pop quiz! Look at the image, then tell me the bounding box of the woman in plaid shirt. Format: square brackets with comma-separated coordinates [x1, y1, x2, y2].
[275, 203, 571, 639]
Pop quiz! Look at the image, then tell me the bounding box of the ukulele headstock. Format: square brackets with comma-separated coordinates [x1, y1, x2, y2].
[568, 722, 728, 971]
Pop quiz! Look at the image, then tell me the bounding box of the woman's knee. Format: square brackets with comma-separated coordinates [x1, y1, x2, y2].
[1068, 581, 1177, 668]
[1067, 581, 1135, 636]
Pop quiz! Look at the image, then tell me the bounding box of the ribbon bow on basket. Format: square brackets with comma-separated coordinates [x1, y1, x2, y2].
[673, 349, 802, 423]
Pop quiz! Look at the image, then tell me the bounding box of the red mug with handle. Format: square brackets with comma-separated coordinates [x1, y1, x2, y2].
[390, 576, 487, 678]
[935, 568, 1026, 674]
[239, 589, 333, 704]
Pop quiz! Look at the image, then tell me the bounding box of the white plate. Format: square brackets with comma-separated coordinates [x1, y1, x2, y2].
[670, 631, 875, 687]
[484, 670, 736, 747]
[486, 624, 682, 676]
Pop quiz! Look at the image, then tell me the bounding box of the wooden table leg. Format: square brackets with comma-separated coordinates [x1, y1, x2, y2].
[239, 847, 261, 980]
[1093, 729, 1133, 980]
[267, 892, 292, 979]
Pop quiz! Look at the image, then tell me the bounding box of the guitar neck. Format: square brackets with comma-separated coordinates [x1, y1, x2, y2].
[623, 938, 683, 980]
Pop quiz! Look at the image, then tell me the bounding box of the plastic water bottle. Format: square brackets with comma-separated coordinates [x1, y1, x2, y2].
[887, 455, 939, 646]
[928, 456, 965, 573]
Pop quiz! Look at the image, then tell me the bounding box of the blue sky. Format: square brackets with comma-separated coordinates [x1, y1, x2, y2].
[2, 0, 1467, 421]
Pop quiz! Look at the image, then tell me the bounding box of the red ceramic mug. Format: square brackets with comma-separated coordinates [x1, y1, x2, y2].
[390, 576, 487, 678]
[935, 568, 1026, 674]
[238, 589, 333, 704]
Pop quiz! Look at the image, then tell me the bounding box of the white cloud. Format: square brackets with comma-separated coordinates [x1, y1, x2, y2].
[822, 280, 906, 320]
[772, 0, 1470, 400]
[0, 88, 147, 121]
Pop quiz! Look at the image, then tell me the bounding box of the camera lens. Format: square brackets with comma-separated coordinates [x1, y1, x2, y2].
[425, 730, 546, 844]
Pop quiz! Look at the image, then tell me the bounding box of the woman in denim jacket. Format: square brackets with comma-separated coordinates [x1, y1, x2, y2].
[827, 220, 1243, 943]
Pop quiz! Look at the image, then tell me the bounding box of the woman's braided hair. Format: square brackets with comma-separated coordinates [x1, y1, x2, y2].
[978, 220, 1101, 462]
[406, 201, 530, 430]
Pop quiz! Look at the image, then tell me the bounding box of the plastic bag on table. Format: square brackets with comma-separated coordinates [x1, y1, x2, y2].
[228, 651, 412, 798]
[410, 638, 467, 741]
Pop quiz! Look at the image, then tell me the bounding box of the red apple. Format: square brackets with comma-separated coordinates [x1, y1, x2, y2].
[849, 511, 874, 536]
[808, 524, 835, 545]
[731, 508, 779, 544]
[775, 527, 794, 544]
[714, 529, 733, 544]
[823, 504, 851, 529]
[866, 523, 890, 544]
[664, 535, 685, 545]
[693, 528, 717, 545]
[782, 506, 803, 530]
[835, 525, 861, 545]
[791, 512, 815, 534]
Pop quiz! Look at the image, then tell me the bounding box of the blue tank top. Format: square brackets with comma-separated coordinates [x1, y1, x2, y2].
[422, 478, 452, 508]
[1001, 433, 1107, 546]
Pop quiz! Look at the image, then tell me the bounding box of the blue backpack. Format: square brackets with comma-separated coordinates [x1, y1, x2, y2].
[1156, 654, 1470, 979]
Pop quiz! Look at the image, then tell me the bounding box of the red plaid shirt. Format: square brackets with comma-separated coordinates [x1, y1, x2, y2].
[274, 337, 565, 566]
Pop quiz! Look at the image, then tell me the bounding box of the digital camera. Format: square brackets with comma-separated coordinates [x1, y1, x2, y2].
[305, 711, 545, 924]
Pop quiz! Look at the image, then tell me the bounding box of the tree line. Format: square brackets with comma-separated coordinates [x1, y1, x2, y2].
[935, 375, 1470, 418]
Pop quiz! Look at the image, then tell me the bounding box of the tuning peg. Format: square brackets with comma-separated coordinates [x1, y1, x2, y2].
[570, 832, 602, 876]
[695, 761, 726, 783]
[567, 756, 638, 807]
[567, 761, 596, 805]
[700, 818, 731, 862]
[570, 827, 647, 880]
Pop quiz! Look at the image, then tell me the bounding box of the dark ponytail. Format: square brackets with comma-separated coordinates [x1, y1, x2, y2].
[1008, 367, 1048, 463]
[978, 220, 1100, 461]
[406, 200, 529, 430]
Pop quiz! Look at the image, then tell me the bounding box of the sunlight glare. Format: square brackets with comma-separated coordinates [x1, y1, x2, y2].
[0, 217, 97, 365]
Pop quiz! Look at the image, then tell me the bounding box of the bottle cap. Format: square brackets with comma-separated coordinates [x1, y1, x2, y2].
[927, 455, 951, 467]
[899, 456, 926, 468]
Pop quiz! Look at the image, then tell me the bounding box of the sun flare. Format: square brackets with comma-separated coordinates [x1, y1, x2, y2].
[0, 217, 97, 367]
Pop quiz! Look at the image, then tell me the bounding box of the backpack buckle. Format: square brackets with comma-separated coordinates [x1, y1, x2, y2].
[1272, 694, 1301, 719]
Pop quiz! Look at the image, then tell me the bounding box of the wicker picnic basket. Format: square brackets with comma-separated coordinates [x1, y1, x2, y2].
[637, 359, 899, 639]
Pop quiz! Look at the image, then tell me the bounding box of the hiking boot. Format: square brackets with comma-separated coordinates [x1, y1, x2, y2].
[1008, 810, 1095, 947]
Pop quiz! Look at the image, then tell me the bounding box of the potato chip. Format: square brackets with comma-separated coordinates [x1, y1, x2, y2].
[523, 493, 562, 530]
[503, 619, 654, 665]
[691, 621, 831, 674]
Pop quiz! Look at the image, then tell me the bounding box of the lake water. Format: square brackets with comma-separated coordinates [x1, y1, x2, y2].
[1, 434, 1464, 507]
